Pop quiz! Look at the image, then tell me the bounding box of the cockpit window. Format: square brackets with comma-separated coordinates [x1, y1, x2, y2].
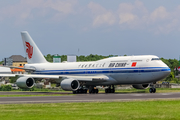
[151, 58, 160, 61]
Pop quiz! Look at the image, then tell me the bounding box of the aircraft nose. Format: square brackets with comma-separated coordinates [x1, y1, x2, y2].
[161, 62, 171, 76]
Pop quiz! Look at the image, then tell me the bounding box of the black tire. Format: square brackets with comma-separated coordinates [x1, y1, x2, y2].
[111, 89, 114, 93]
[113, 89, 115, 93]
[85, 89, 87, 94]
[89, 89, 92, 94]
[95, 89, 99, 94]
[92, 89, 95, 94]
[107, 89, 110, 93]
[149, 88, 153, 93]
[73, 91, 76, 94]
[105, 89, 108, 93]
[153, 88, 156, 93]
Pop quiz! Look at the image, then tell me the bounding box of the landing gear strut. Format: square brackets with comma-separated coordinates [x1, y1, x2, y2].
[105, 85, 115, 93]
[149, 83, 156, 93]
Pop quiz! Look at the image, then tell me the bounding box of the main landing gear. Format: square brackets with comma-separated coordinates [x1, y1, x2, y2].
[73, 82, 88, 94]
[149, 83, 156, 93]
[105, 85, 115, 93]
[73, 88, 87, 94]
[89, 86, 99, 94]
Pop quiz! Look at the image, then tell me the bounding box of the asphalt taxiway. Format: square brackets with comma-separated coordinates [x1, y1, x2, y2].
[0, 92, 180, 104]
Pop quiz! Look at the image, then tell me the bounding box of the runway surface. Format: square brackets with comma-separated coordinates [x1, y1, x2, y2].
[0, 92, 180, 104]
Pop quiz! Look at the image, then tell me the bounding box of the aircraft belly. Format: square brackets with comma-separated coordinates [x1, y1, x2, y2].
[110, 73, 156, 84]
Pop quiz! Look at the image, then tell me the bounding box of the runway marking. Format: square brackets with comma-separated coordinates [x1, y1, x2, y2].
[161, 93, 174, 95]
[131, 94, 144, 96]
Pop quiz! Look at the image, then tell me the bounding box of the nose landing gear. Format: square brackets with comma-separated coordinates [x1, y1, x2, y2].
[149, 83, 156, 93]
[149, 88, 156, 93]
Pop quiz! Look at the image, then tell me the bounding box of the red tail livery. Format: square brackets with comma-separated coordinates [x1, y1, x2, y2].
[25, 42, 33, 59]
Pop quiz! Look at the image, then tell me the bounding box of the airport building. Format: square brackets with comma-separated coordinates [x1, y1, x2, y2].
[4, 55, 27, 74]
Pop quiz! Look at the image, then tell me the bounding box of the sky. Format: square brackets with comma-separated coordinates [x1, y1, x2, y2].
[0, 0, 180, 60]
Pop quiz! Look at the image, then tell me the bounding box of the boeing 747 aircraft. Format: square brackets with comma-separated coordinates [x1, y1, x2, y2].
[16, 31, 171, 94]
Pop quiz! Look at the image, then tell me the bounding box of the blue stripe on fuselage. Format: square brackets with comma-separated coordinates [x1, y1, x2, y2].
[32, 67, 171, 75]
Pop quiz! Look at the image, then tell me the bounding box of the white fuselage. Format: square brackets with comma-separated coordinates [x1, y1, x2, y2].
[24, 55, 170, 85]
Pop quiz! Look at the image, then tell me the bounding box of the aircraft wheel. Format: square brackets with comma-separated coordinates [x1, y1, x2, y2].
[95, 89, 99, 94]
[84, 89, 87, 94]
[111, 89, 114, 93]
[153, 88, 156, 93]
[105, 89, 108, 93]
[89, 89, 92, 94]
[149, 88, 153, 93]
[112, 89, 115, 93]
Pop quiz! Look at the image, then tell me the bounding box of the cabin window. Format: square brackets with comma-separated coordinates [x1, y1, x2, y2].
[131, 60, 142, 62]
[89, 64, 92, 67]
[102, 63, 105, 67]
[151, 58, 160, 61]
[92, 64, 95, 67]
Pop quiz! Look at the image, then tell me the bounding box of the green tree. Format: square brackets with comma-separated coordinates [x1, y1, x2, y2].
[165, 72, 174, 82]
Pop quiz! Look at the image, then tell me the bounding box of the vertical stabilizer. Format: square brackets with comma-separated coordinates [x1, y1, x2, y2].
[21, 31, 48, 64]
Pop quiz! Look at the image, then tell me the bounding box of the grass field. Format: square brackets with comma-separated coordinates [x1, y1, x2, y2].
[0, 100, 180, 120]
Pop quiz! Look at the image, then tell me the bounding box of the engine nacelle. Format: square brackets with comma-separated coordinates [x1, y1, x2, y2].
[16, 77, 35, 89]
[132, 84, 149, 89]
[61, 78, 80, 91]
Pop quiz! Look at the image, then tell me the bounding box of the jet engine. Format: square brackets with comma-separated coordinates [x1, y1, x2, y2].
[16, 77, 35, 89]
[61, 78, 80, 91]
[132, 84, 149, 89]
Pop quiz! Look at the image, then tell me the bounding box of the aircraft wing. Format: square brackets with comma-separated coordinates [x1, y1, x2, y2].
[60, 75, 113, 82]
[18, 74, 60, 79]
[17, 74, 114, 82]
[0, 74, 16, 77]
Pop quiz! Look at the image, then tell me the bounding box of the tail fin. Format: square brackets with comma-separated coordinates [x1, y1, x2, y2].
[21, 31, 48, 64]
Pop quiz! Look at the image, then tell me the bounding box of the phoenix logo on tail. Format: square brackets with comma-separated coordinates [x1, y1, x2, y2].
[25, 42, 33, 59]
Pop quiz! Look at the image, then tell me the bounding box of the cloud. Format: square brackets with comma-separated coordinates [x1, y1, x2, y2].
[0, 0, 77, 24]
[150, 6, 169, 22]
[117, 1, 146, 28]
[88, 2, 116, 27]
[88, 2, 106, 15]
[116, 0, 180, 34]
[1, 0, 180, 34]
[93, 12, 116, 26]
[119, 13, 138, 25]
